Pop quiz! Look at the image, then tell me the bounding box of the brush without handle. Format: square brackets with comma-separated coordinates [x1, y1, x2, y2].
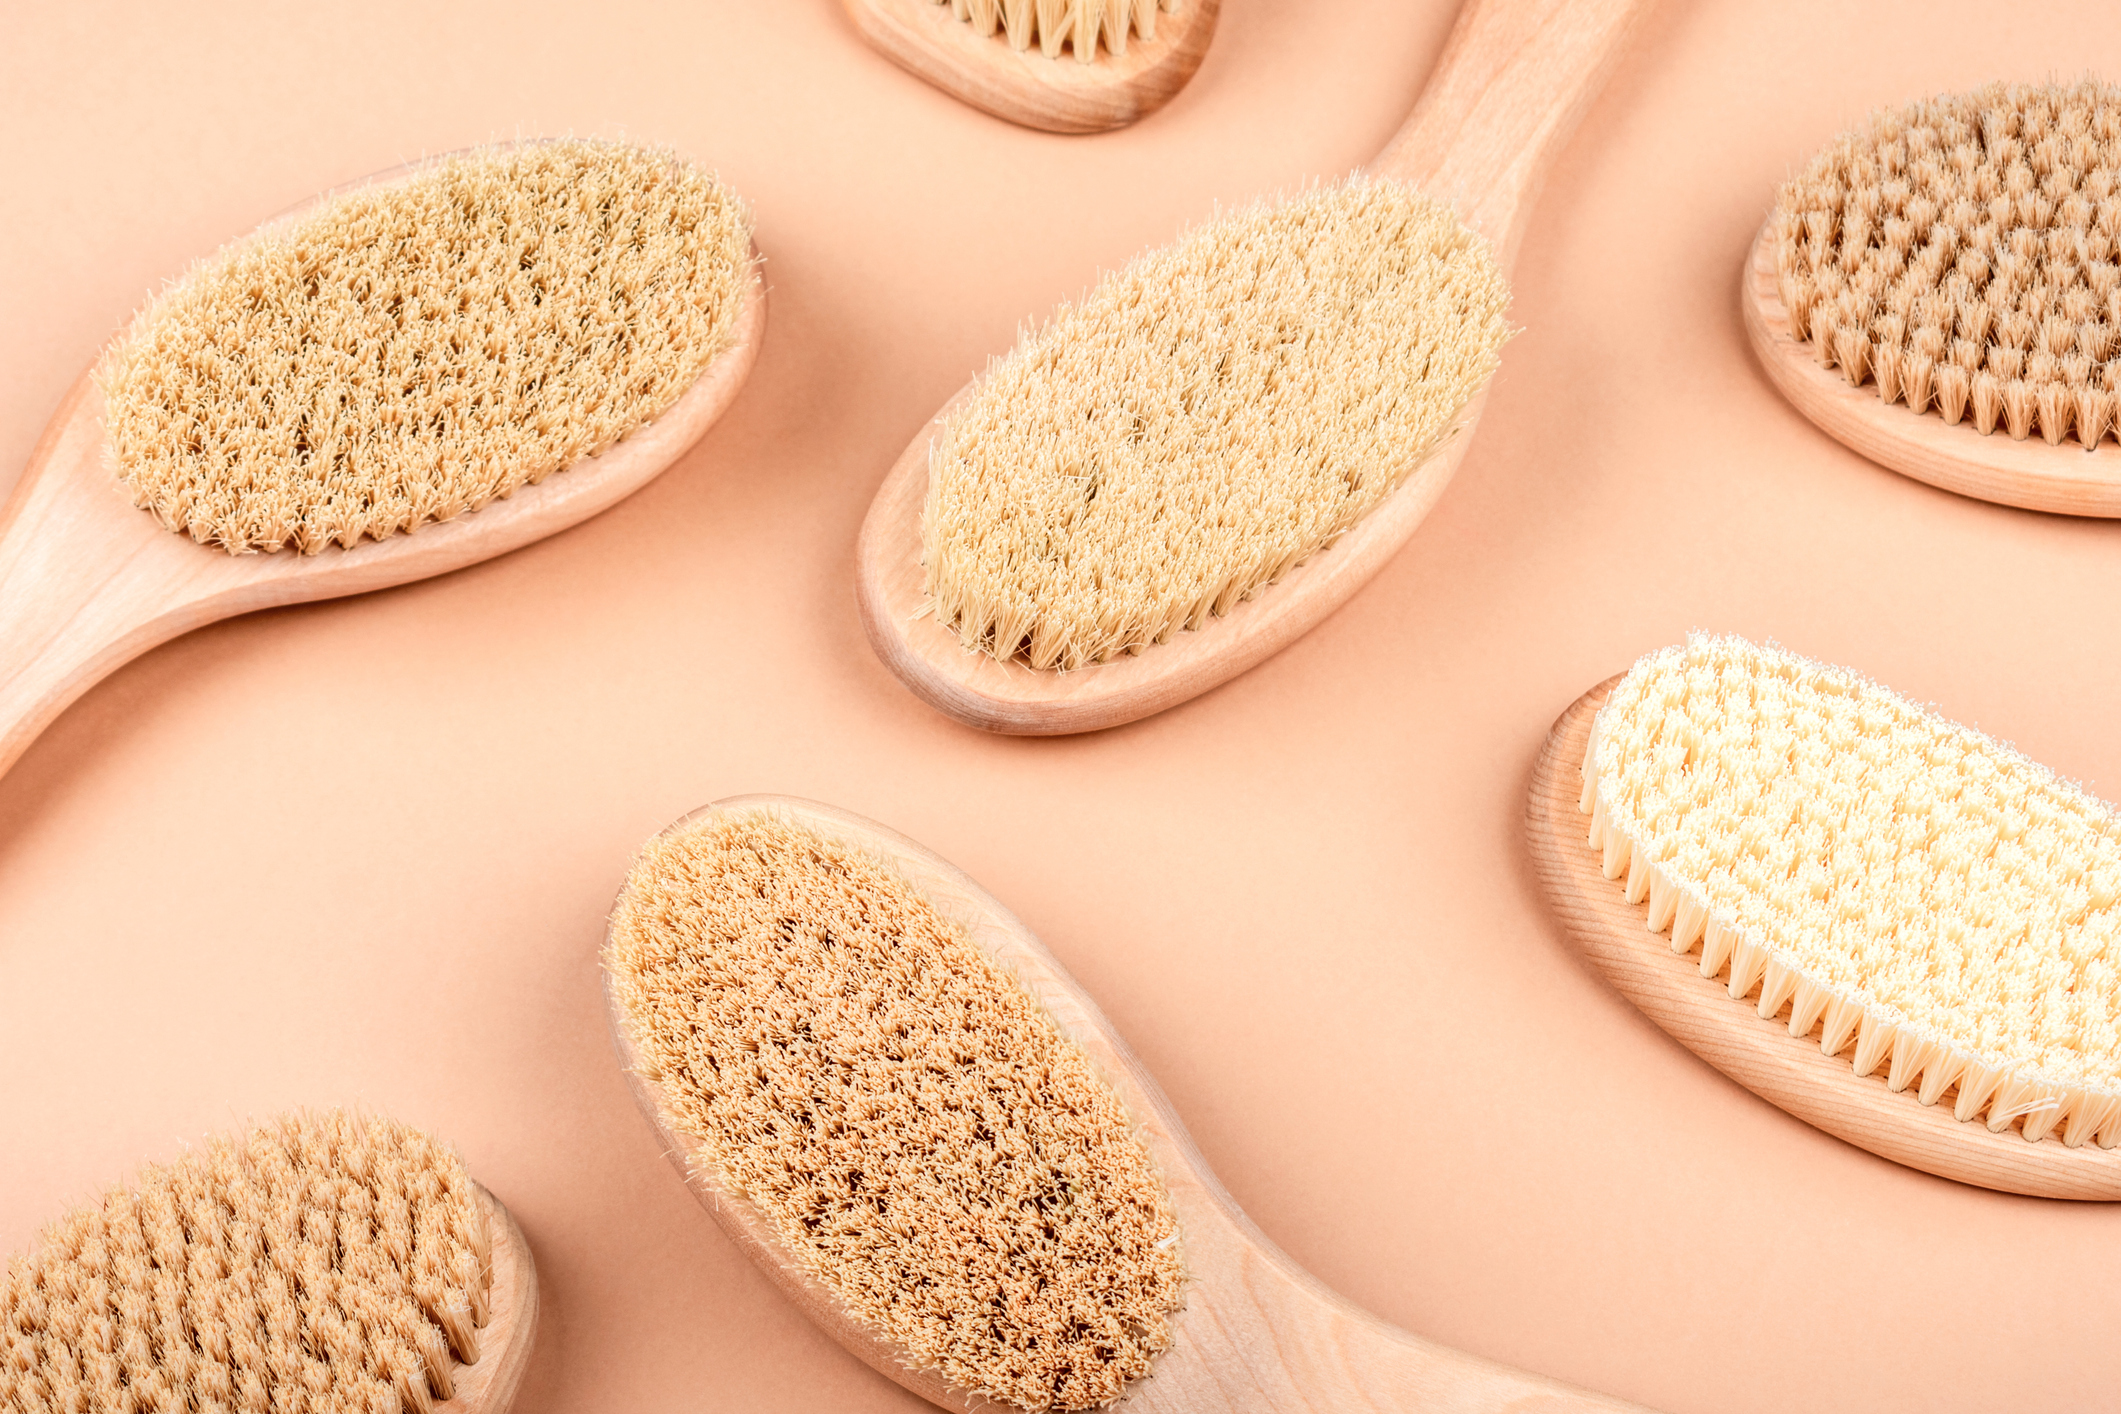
[843, 0, 1221, 133]
[606, 794, 1653, 1413]
[1740, 220, 2121, 517]
[1526, 678, 2121, 1201]
[855, 0, 1650, 736]
[0, 156, 765, 784]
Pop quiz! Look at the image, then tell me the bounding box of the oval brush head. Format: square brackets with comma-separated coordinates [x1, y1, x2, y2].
[930, 0, 1175, 63]
[101, 139, 754, 555]
[0, 138, 764, 783]
[606, 807, 1185, 1410]
[841, 0, 1221, 135]
[921, 178, 1510, 674]
[0, 1111, 539, 1414]
[604, 796, 1653, 1414]
[1742, 80, 2121, 515]
[855, 0, 1650, 734]
[1528, 636, 2121, 1199]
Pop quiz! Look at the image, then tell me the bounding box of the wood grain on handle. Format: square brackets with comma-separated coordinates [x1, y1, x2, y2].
[606, 796, 1655, 1412]
[1739, 220, 2121, 517]
[0, 263, 763, 784]
[1373, 0, 1648, 264]
[1525, 679, 2121, 1201]
[842, 0, 1221, 134]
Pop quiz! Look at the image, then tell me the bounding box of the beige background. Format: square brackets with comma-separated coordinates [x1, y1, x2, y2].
[5, 2, 2120, 1410]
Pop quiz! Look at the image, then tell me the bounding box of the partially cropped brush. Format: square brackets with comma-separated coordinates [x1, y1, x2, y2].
[1586, 636, 2121, 1148]
[934, 0, 1174, 61]
[0, 1113, 493, 1414]
[1774, 80, 2121, 448]
[99, 140, 752, 554]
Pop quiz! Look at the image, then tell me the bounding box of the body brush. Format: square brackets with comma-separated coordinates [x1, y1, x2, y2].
[843, 0, 1222, 134]
[0, 139, 763, 783]
[856, 0, 1648, 735]
[1, 1111, 537, 1414]
[604, 796, 1651, 1413]
[1744, 80, 2121, 515]
[1529, 636, 2121, 1199]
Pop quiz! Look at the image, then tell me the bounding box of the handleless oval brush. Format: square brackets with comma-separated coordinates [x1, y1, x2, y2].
[1527, 635, 2121, 1199]
[856, 0, 1648, 736]
[603, 797, 1651, 1413]
[0, 1110, 538, 1414]
[843, 0, 1221, 134]
[0, 139, 764, 783]
[1744, 80, 2121, 516]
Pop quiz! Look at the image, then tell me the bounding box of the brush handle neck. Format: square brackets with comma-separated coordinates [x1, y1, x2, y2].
[0, 381, 196, 782]
[1370, 0, 1649, 271]
[1127, 1195, 1650, 1411]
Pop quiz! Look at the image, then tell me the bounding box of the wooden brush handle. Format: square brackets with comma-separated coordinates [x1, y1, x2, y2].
[0, 378, 217, 782]
[1371, 0, 1649, 269]
[1113, 1190, 1651, 1412]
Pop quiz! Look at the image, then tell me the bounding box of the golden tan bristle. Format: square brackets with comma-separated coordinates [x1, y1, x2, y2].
[920, 176, 1510, 672]
[605, 810, 1183, 1412]
[1584, 636, 2121, 1147]
[1773, 80, 2121, 447]
[934, 0, 1173, 61]
[0, 1112, 492, 1414]
[100, 139, 753, 555]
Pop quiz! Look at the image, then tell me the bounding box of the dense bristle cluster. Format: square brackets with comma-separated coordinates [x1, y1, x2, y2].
[1584, 636, 2121, 1147]
[101, 140, 753, 554]
[1773, 81, 2121, 447]
[921, 177, 1509, 671]
[606, 811, 1184, 1411]
[0, 1112, 492, 1414]
[933, 0, 1172, 61]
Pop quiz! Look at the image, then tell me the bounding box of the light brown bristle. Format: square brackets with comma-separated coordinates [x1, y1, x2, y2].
[0, 1112, 491, 1414]
[100, 140, 754, 554]
[605, 811, 1184, 1412]
[934, 0, 1173, 61]
[920, 176, 1510, 672]
[1586, 637, 2121, 1147]
[1774, 80, 2121, 448]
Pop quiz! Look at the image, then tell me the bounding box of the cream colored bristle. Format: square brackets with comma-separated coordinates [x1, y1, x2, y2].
[1774, 80, 2121, 448]
[936, 0, 1173, 61]
[920, 176, 1510, 671]
[0, 1112, 490, 1414]
[605, 811, 1184, 1412]
[1583, 635, 2121, 1147]
[99, 139, 754, 555]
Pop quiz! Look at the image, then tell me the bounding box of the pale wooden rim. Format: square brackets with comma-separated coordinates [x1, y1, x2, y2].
[439, 1184, 541, 1414]
[841, 0, 1221, 134]
[1526, 677, 2121, 1200]
[1740, 217, 2121, 517]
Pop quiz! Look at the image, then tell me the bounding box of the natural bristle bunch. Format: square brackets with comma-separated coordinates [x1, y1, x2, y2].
[606, 811, 1184, 1412]
[1773, 80, 2121, 447]
[1, 1112, 492, 1414]
[1584, 636, 2121, 1148]
[921, 176, 1510, 671]
[101, 139, 753, 554]
[932, 0, 1173, 61]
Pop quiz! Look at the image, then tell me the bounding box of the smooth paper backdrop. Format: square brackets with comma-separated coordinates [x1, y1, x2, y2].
[4, 3, 2119, 1411]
